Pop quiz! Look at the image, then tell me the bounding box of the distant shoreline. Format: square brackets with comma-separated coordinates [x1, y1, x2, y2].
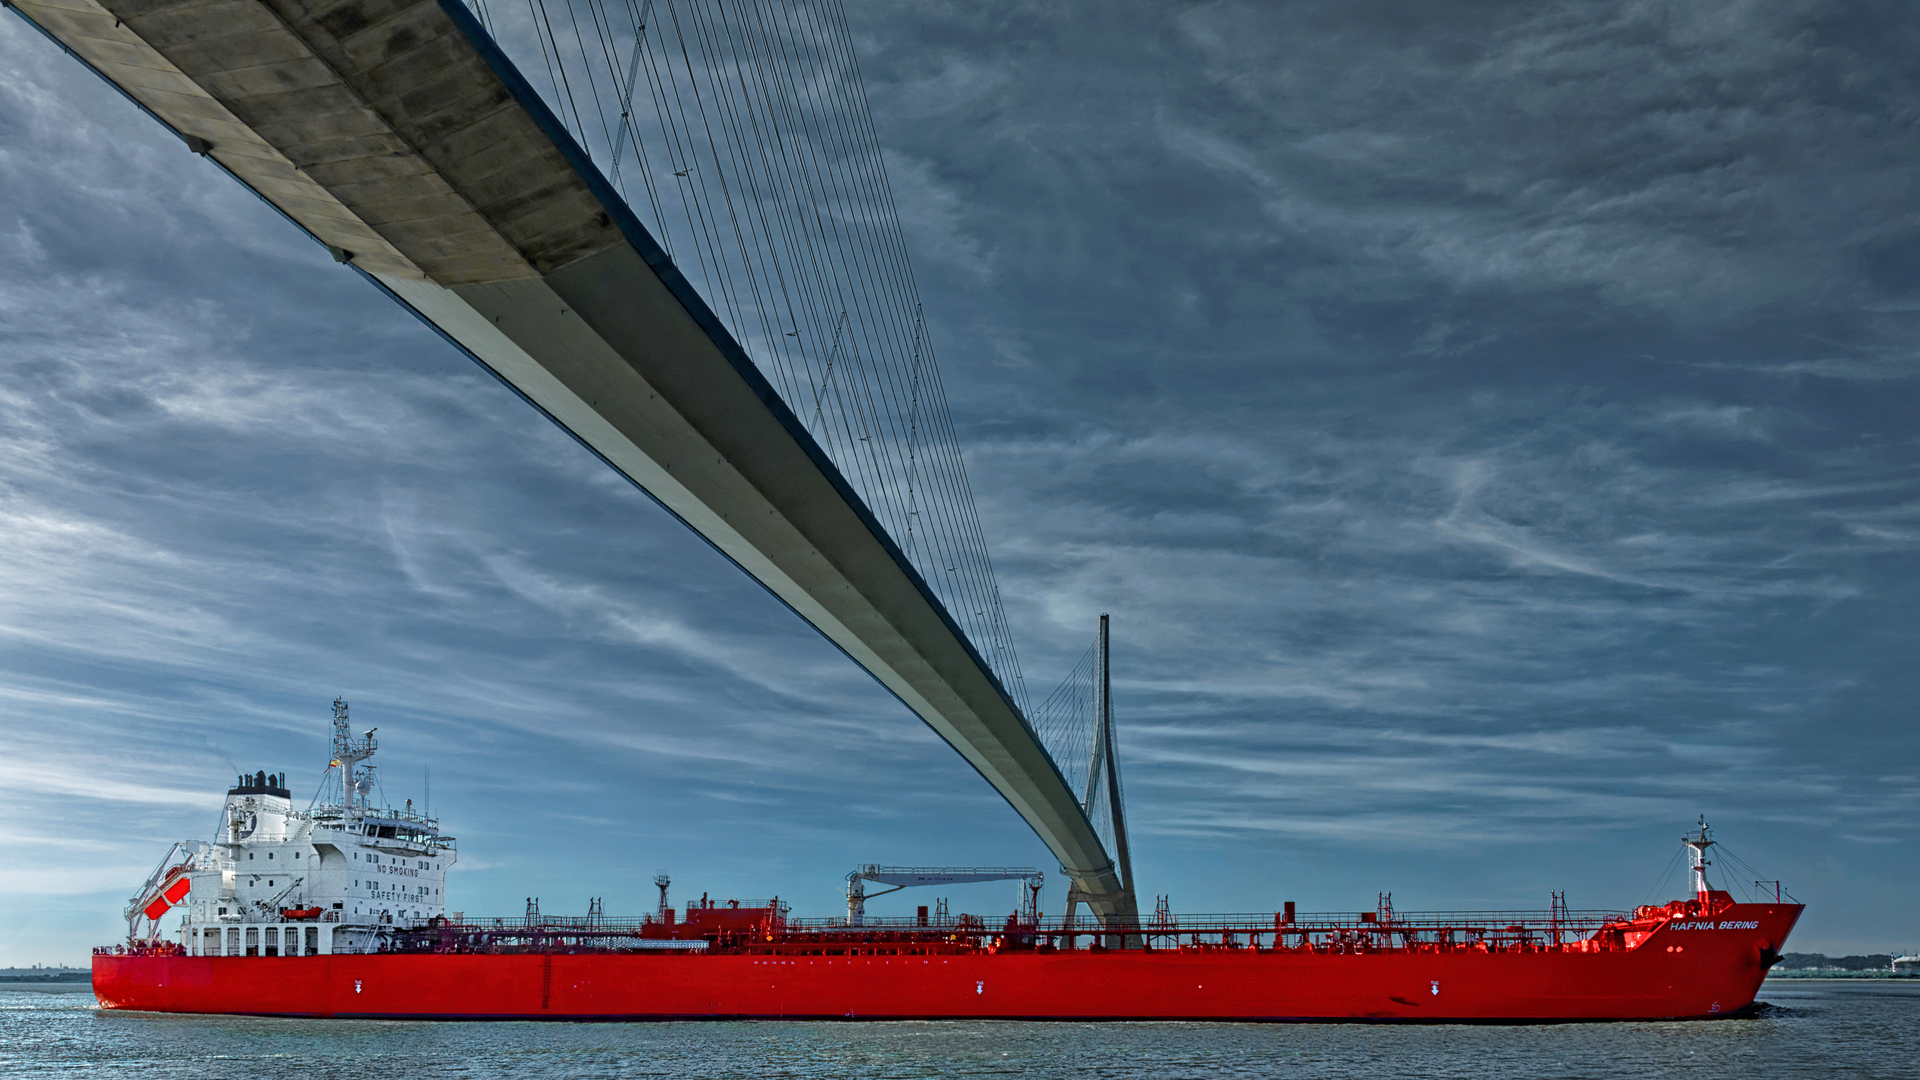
[1766, 971, 1919, 980]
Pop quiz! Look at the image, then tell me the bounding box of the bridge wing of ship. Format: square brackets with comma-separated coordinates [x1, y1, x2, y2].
[10, 0, 1135, 924]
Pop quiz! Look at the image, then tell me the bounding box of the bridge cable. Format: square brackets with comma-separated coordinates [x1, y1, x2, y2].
[531, 0, 591, 153]
[497, 0, 1032, 712]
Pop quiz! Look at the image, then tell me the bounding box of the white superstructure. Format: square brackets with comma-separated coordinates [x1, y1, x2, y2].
[128, 700, 456, 956]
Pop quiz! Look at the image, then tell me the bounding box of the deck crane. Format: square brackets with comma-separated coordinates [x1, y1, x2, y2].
[845, 866, 1044, 926]
[256, 877, 308, 919]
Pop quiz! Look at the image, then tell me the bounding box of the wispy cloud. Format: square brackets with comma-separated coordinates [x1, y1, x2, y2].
[4, 0, 1919, 960]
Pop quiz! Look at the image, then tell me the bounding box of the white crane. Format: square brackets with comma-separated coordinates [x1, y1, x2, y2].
[845, 866, 1043, 926]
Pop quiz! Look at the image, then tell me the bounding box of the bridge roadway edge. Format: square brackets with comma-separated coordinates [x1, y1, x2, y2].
[6, 0, 1138, 924]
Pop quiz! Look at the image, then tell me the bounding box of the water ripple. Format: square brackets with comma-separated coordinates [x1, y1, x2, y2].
[2, 982, 1916, 1079]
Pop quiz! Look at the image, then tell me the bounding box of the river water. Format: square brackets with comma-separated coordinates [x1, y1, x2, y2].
[2, 980, 1914, 1078]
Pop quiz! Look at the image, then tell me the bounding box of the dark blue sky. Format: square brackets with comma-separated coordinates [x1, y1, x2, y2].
[3, 0, 1917, 963]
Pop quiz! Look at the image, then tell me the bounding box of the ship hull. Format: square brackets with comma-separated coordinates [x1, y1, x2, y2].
[94, 903, 1797, 1022]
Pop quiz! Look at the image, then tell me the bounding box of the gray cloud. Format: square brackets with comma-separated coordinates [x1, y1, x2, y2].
[3, 0, 1918, 962]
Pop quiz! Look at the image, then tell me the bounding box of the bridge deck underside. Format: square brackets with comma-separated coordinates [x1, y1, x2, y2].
[12, 0, 1134, 922]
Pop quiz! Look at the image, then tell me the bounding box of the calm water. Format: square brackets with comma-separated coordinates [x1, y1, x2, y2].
[2, 981, 1914, 1078]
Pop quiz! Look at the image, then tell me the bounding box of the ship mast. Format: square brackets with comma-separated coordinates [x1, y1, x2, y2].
[331, 698, 377, 813]
[1682, 817, 1715, 897]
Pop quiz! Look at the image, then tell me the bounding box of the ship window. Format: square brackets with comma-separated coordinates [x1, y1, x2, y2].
[248, 853, 254, 860]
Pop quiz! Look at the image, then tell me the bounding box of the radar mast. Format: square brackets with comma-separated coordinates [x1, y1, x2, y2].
[1682, 817, 1715, 897]
[330, 699, 377, 812]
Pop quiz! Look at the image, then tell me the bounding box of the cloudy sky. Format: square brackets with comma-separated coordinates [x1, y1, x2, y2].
[3, 0, 1918, 964]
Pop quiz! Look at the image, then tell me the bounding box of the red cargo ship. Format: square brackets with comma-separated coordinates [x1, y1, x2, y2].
[94, 704, 1801, 1022]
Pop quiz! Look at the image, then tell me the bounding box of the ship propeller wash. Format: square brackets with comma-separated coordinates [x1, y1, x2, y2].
[96, 692, 1802, 1022]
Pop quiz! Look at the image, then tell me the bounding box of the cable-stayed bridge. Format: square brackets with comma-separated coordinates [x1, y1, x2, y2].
[10, 0, 1138, 926]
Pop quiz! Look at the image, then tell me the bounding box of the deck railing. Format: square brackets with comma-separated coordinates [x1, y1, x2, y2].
[783, 909, 1633, 935]
[398, 907, 1635, 945]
